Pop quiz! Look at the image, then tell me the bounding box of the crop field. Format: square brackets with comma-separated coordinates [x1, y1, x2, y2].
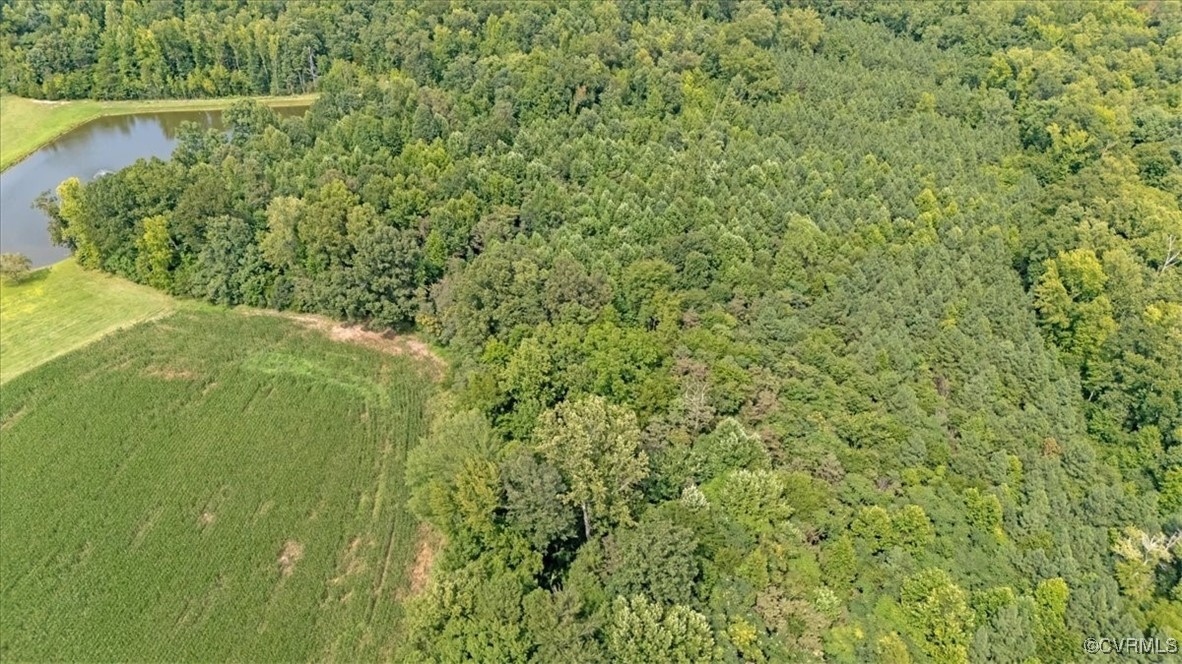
[0, 308, 436, 661]
[0, 260, 176, 383]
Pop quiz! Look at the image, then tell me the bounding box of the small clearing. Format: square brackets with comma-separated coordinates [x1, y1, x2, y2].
[331, 536, 369, 585]
[406, 524, 443, 596]
[279, 540, 305, 576]
[244, 309, 446, 379]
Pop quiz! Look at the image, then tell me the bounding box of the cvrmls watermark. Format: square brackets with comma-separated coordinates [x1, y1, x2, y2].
[1083, 637, 1178, 655]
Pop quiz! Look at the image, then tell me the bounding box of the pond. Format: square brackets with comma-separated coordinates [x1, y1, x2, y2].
[0, 106, 307, 267]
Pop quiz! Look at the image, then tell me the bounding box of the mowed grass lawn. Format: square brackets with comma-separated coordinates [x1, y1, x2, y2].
[0, 93, 317, 170]
[0, 308, 435, 661]
[0, 260, 175, 383]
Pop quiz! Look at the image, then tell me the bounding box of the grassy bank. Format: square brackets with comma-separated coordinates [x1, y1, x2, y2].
[0, 259, 175, 383]
[0, 306, 433, 661]
[0, 93, 317, 171]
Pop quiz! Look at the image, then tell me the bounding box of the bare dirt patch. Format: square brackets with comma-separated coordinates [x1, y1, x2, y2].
[242, 309, 445, 380]
[327, 325, 445, 380]
[330, 536, 370, 585]
[405, 524, 443, 596]
[144, 366, 197, 380]
[199, 511, 216, 526]
[278, 540, 304, 576]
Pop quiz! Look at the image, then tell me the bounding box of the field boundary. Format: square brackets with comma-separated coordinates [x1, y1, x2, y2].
[1, 308, 178, 385]
[241, 308, 447, 381]
[0, 260, 179, 384]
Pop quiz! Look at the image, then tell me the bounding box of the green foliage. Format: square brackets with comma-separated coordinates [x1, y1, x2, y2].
[500, 452, 578, 552]
[133, 215, 174, 291]
[522, 589, 603, 663]
[533, 396, 648, 539]
[900, 568, 975, 664]
[969, 595, 1037, 664]
[16, 0, 1182, 658]
[0, 252, 32, 283]
[691, 417, 769, 483]
[1033, 248, 1118, 360]
[873, 632, 912, 664]
[894, 505, 936, 553]
[1033, 577, 1074, 662]
[705, 469, 794, 535]
[405, 400, 497, 548]
[401, 554, 538, 663]
[852, 506, 895, 554]
[54, 176, 99, 267]
[1, 2, 338, 99]
[964, 488, 1005, 540]
[822, 534, 858, 592]
[604, 595, 716, 664]
[605, 517, 700, 606]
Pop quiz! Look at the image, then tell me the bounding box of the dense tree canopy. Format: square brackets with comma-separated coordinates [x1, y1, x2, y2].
[11, 1, 1182, 661]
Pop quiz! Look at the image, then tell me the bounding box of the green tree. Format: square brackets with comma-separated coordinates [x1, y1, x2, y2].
[500, 452, 578, 552]
[970, 596, 1037, 664]
[873, 632, 911, 664]
[604, 595, 716, 664]
[0, 253, 32, 284]
[893, 505, 936, 552]
[522, 588, 603, 664]
[705, 469, 793, 535]
[900, 568, 975, 664]
[400, 556, 537, 662]
[533, 396, 648, 539]
[260, 196, 306, 273]
[822, 533, 857, 592]
[299, 179, 357, 272]
[405, 402, 497, 541]
[1033, 577, 1073, 663]
[606, 517, 700, 605]
[55, 177, 99, 268]
[1033, 248, 1118, 361]
[134, 214, 175, 290]
[690, 417, 768, 482]
[189, 216, 254, 305]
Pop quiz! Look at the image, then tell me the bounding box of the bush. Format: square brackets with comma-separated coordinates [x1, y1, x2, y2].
[0, 253, 32, 283]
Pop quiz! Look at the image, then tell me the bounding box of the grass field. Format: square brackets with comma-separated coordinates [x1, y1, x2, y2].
[0, 307, 435, 661]
[0, 260, 176, 383]
[0, 93, 317, 171]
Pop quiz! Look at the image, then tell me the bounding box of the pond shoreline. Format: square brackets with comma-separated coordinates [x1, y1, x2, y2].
[1, 102, 312, 266]
[0, 93, 317, 172]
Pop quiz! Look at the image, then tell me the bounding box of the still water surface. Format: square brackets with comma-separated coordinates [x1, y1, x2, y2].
[0, 107, 306, 267]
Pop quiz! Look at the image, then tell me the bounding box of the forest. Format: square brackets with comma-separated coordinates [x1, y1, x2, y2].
[4, 0, 1181, 661]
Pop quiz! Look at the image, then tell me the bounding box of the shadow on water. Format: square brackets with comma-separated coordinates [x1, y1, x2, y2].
[0, 105, 308, 268]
